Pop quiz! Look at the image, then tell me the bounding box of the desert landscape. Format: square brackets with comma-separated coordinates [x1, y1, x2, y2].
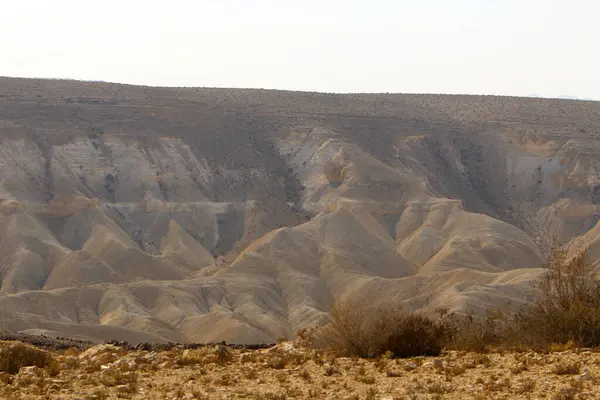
[0, 77, 600, 344]
[1, 77, 600, 398]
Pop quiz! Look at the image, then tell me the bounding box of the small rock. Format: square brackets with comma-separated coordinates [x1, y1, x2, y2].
[115, 385, 129, 393]
[19, 366, 39, 375]
[405, 361, 418, 370]
[79, 344, 125, 360]
[342, 395, 359, 400]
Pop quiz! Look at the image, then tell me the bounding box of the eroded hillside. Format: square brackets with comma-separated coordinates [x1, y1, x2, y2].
[0, 77, 599, 343]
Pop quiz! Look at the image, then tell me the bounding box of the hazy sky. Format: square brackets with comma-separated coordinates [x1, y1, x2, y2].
[2, 0, 599, 99]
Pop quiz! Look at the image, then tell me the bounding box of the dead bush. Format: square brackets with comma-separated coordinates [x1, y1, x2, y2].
[0, 342, 55, 374]
[179, 348, 206, 366]
[99, 368, 138, 388]
[446, 307, 519, 352]
[180, 345, 233, 366]
[448, 243, 600, 352]
[552, 362, 581, 375]
[515, 243, 600, 349]
[317, 243, 600, 357]
[317, 299, 453, 358]
[266, 356, 287, 370]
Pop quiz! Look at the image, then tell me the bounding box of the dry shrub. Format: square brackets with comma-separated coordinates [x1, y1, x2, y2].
[472, 354, 492, 367]
[299, 368, 311, 381]
[266, 356, 287, 370]
[513, 378, 536, 394]
[99, 368, 138, 388]
[448, 243, 600, 352]
[278, 350, 308, 366]
[0, 342, 55, 374]
[317, 300, 453, 358]
[365, 387, 378, 400]
[180, 345, 233, 366]
[89, 388, 109, 400]
[552, 362, 581, 375]
[549, 340, 577, 353]
[295, 328, 315, 348]
[323, 364, 338, 376]
[357, 375, 376, 384]
[317, 243, 600, 357]
[514, 243, 600, 349]
[179, 348, 206, 366]
[426, 380, 454, 394]
[510, 363, 528, 375]
[444, 309, 510, 352]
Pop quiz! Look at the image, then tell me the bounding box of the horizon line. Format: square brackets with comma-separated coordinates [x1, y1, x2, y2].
[1, 75, 598, 102]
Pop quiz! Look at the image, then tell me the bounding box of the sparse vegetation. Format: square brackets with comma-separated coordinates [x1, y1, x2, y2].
[514, 243, 600, 349]
[98, 369, 138, 388]
[553, 362, 581, 375]
[445, 243, 600, 353]
[0, 342, 56, 374]
[0, 339, 597, 399]
[267, 356, 287, 370]
[318, 299, 453, 358]
[307, 242, 600, 365]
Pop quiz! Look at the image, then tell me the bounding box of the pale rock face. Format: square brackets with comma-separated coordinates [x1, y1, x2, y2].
[0, 77, 598, 343]
[50, 136, 213, 203]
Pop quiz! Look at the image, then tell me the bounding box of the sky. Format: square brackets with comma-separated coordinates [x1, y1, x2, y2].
[1, 0, 599, 99]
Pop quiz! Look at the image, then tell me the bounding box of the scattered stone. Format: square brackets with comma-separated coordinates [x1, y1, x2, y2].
[19, 366, 40, 375]
[405, 361, 418, 370]
[115, 384, 129, 393]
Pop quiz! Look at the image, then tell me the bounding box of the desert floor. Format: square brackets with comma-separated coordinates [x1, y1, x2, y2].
[0, 340, 599, 400]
